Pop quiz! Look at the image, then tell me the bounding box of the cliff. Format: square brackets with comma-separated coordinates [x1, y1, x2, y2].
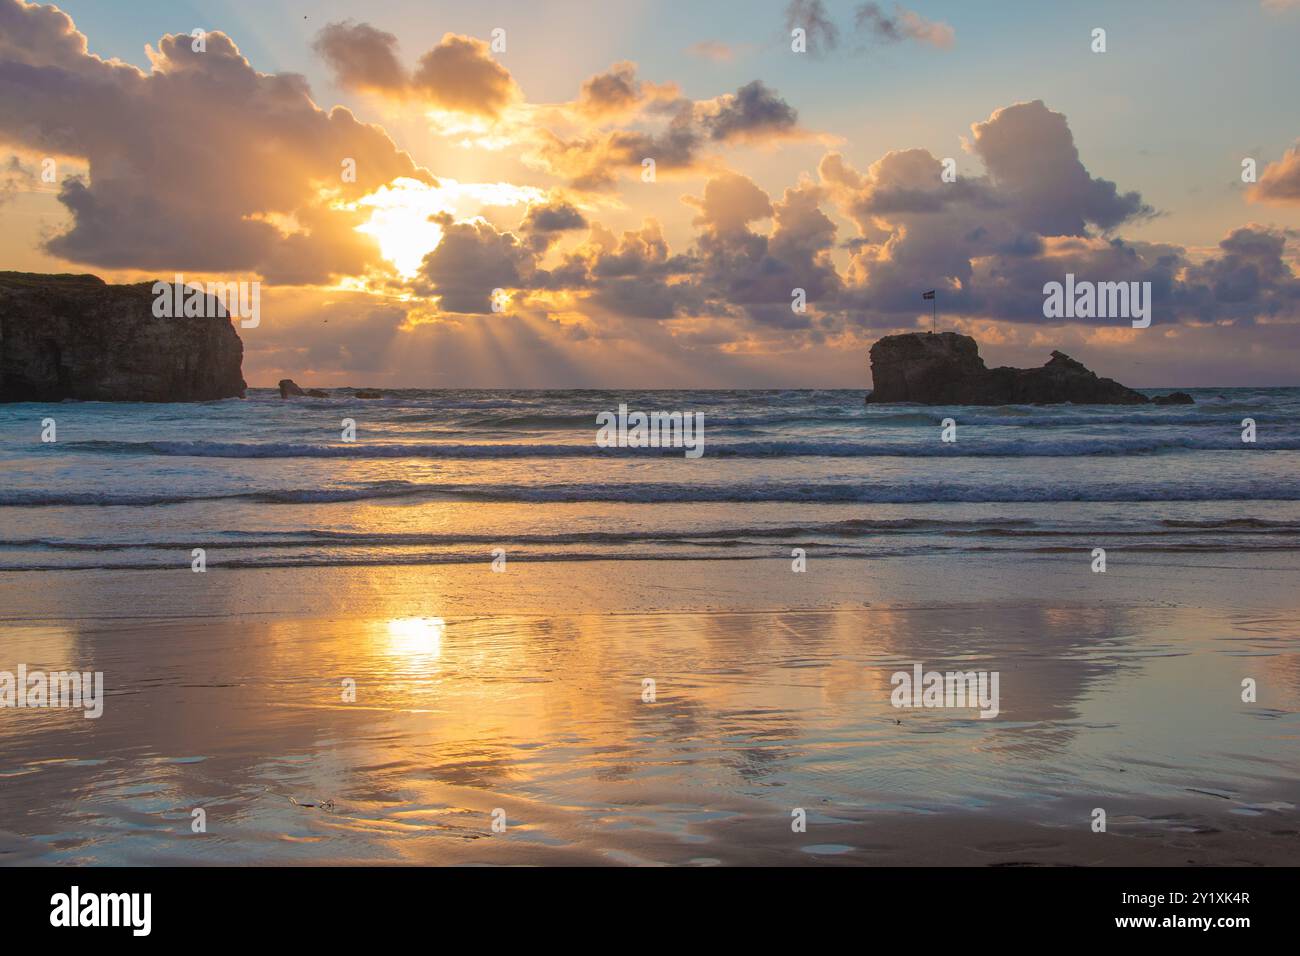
[0, 272, 245, 402]
[865, 332, 1151, 405]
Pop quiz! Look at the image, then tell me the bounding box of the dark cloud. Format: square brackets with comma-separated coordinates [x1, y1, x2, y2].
[784, 0, 840, 56]
[577, 61, 641, 118]
[0, 153, 31, 204]
[584, 222, 699, 319]
[533, 79, 800, 192]
[703, 81, 798, 142]
[520, 199, 587, 235]
[531, 113, 702, 191]
[1175, 225, 1300, 322]
[854, 3, 955, 48]
[417, 214, 538, 314]
[519, 198, 588, 253]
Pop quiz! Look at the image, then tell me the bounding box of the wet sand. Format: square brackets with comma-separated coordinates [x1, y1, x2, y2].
[1, 553, 1297, 865]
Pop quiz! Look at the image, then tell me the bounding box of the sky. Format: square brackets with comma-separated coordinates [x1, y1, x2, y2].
[2, 0, 1299, 388]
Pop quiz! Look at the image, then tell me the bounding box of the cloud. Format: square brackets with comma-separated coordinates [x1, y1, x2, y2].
[313, 24, 519, 117]
[520, 198, 588, 235]
[784, 1, 954, 57]
[687, 171, 773, 239]
[675, 173, 840, 328]
[784, 0, 840, 56]
[586, 222, 693, 319]
[0, 153, 31, 204]
[577, 61, 642, 118]
[519, 197, 588, 252]
[810, 103, 1297, 335]
[810, 102, 1195, 328]
[1175, 224, 1300, 322]
[0, 0, 88, 67]
[968, 100, 1152, 235]
[854, 3, 956, 49]
[0, 2, 434, 282]
[417, 98, 1292, 346]
[312, 20, 406, 95]
[530, 118, 702, 191]
[686, 41, 735, 63]
[416, 214, 540, 313]
[411, 34, 519, 118]
[531, 78, 802, 191]
[410, 169, 841, 331]
[1251, 141, 1300, 204]
[701, 81, 799, 143]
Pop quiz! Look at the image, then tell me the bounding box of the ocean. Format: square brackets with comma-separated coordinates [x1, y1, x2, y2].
[2, 387, 1299, 571]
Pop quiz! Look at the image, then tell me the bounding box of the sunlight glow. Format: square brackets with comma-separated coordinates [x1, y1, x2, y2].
[424, 109, 516, 151]
[352, 176, 548, 278]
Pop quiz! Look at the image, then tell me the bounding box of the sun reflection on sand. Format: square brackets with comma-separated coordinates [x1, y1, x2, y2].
[384, 616, 445, 662]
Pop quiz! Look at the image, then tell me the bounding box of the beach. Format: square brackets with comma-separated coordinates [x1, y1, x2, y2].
[1, 388, 1297, 865]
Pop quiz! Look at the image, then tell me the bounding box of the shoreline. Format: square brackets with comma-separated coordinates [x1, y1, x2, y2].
[1, 557, 1295, 866]
[3, 550, 1297, 620]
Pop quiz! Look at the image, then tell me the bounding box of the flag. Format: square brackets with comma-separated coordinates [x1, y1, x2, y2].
[921, 290, 936, 300]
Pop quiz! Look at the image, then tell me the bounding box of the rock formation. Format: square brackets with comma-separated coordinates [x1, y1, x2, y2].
[278, 379, 329, 398]
[864, 331, 1177, 405]
[0, 272, 245, 402]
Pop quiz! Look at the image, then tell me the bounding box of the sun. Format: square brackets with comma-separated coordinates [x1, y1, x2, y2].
[352, 176, 549, 279]
[353, 178, 450, 278]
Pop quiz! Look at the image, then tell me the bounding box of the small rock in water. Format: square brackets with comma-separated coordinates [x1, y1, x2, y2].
[278, 378, 328, 399]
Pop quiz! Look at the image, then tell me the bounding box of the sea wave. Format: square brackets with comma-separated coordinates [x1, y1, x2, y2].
[5, 479, 1300, 507]
[401, 410, 1286, 430]
[5, 539, 1298, 572]
[50, 434, 1300, 459]
[5, 516, 1298, 552]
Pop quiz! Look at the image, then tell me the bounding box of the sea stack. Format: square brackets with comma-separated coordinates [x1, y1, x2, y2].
[865, 331, 1154, 405]
[0, 272, 246, 402]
